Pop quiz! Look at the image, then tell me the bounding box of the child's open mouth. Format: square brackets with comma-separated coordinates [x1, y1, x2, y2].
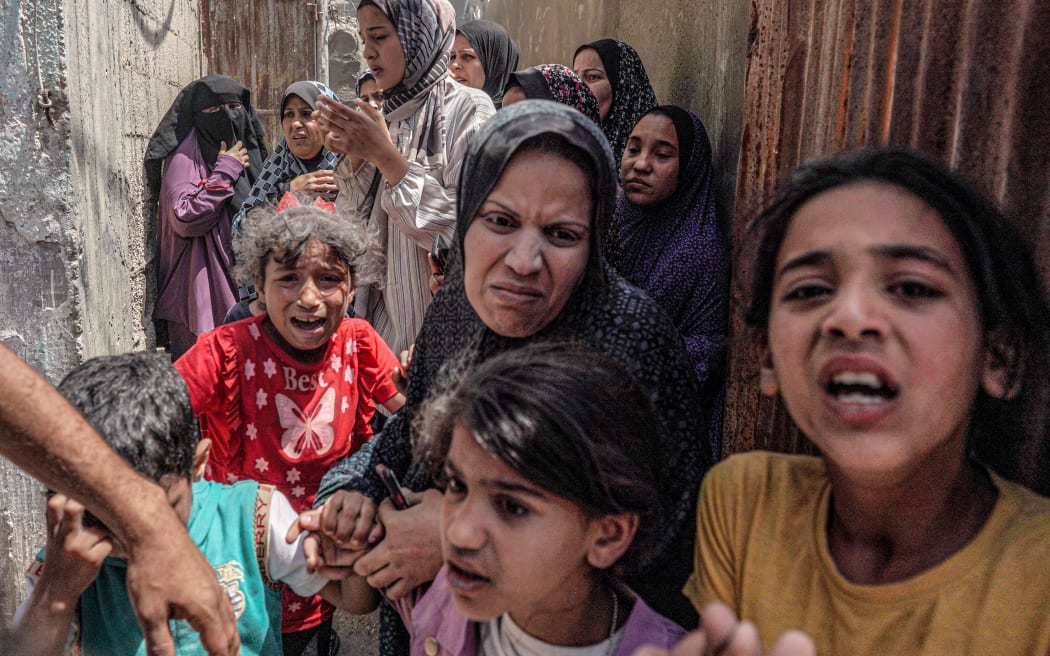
[825, 370, 898, 404]
[291, 316, 326, 332]
[446, 560, 491, 592]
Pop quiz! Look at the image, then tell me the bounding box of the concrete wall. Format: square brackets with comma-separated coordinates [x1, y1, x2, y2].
[0, 0, 82, 624]
[66, 0, 204, 358]
[0, 0, 203, 624]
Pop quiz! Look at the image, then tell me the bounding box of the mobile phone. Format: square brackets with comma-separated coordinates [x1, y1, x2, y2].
[431, 235, 450, 275]
[376, 464, 410, 510]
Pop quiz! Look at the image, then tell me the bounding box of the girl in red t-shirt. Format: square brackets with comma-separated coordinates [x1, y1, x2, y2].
[176, 196, 404, 654]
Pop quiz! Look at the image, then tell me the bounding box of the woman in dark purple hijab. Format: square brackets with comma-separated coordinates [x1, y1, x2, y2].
[610, 105, 729, 457]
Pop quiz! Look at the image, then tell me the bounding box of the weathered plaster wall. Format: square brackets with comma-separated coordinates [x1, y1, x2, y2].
[0, 0, 203, 624]
[65, 0, 204, 358]
[0, 0, 80, 624]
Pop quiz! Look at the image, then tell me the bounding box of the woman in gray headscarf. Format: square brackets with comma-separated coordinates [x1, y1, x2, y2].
[315, 101, 712, 654]
[451, 19, 519, 108]
[315, 0, 495, 356]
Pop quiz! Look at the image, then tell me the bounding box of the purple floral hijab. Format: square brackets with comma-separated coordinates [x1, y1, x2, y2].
[574, 39, 657, 170]
[504, 64, 601, 124]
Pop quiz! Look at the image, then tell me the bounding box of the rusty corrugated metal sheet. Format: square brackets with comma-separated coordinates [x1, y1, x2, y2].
[201, 0, 319, 145]
[726, 0, 1050, 491]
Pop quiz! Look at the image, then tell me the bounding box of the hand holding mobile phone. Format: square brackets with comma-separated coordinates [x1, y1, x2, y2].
[377, 464, 410, 510]
[431, 235, 450, 275]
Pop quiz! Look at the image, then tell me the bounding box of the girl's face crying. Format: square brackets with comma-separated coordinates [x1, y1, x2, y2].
[255, 239, 352, 360]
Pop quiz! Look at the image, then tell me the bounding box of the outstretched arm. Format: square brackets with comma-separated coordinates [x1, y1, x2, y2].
[0, 345, 239, 656]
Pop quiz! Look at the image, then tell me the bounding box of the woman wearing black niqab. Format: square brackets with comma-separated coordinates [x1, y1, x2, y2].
[144, 75, 266, 359]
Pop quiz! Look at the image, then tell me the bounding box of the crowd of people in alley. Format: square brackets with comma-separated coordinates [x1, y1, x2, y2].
[2, 0, 1050, 655]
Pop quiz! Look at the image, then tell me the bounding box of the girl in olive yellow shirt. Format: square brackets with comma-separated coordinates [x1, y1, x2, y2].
[686, 147, 1050, 656]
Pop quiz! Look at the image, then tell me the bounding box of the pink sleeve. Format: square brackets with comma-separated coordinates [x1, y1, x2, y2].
[175, 329, 241, 481]
[161, 135, 243, 238]
[357, 323, 401, 404]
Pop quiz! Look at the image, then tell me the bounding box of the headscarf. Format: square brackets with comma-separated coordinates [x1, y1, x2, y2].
[317, 101, 711, 627]
[351, 0, 473, 368]
[505, 64, 601, 124]
[236, 81, 340, 223]
[573, 39, 657, 171]
[145, 75, 267, 212]
[355, 69, 376, 95]
[359, 0, 456, 116]
[456, 19, 519, 107]
[609, 105, 729, 456]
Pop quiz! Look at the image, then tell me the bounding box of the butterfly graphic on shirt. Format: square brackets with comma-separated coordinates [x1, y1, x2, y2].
[275, 388, 336, 460]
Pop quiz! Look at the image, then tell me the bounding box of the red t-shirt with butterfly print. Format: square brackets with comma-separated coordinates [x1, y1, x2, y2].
[175, 314, 400, 632]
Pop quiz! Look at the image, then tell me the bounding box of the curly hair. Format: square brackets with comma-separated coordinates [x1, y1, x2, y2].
[232, 199, 383, 288]
[412, 342, 663, 578]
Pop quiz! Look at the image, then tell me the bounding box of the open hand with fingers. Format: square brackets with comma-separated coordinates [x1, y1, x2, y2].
[287, 507, 364, 579]
[315, 96, 393, 161]
[290, 489, 385, 574]
[633, 603, 815, 656]
[8, 494, 115, 656]
[290, 169, 338, 197]
[42, 494, 114, 602]
[351, 488, 444, 599]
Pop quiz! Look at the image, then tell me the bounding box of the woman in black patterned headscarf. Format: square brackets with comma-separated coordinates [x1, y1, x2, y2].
[573, 39, 658, 173]
[316, 102, 711, 642]
[501, 63, 601, 124]
[235, 81, 340, 227]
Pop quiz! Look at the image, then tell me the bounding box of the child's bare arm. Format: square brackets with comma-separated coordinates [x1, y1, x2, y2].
[282, 505, 380, 614]
[317, 573, 380, 615]
[10, 494, 112, 655]
[382, 392, 406, 414]
[288, 499, 384, 578]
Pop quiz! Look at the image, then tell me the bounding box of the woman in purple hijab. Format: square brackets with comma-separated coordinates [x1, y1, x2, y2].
[610, 105, 729, 457]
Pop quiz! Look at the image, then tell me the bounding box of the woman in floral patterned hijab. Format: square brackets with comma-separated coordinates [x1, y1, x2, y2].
[501, 63, 601, 124]
[573, 39, 658, 173]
